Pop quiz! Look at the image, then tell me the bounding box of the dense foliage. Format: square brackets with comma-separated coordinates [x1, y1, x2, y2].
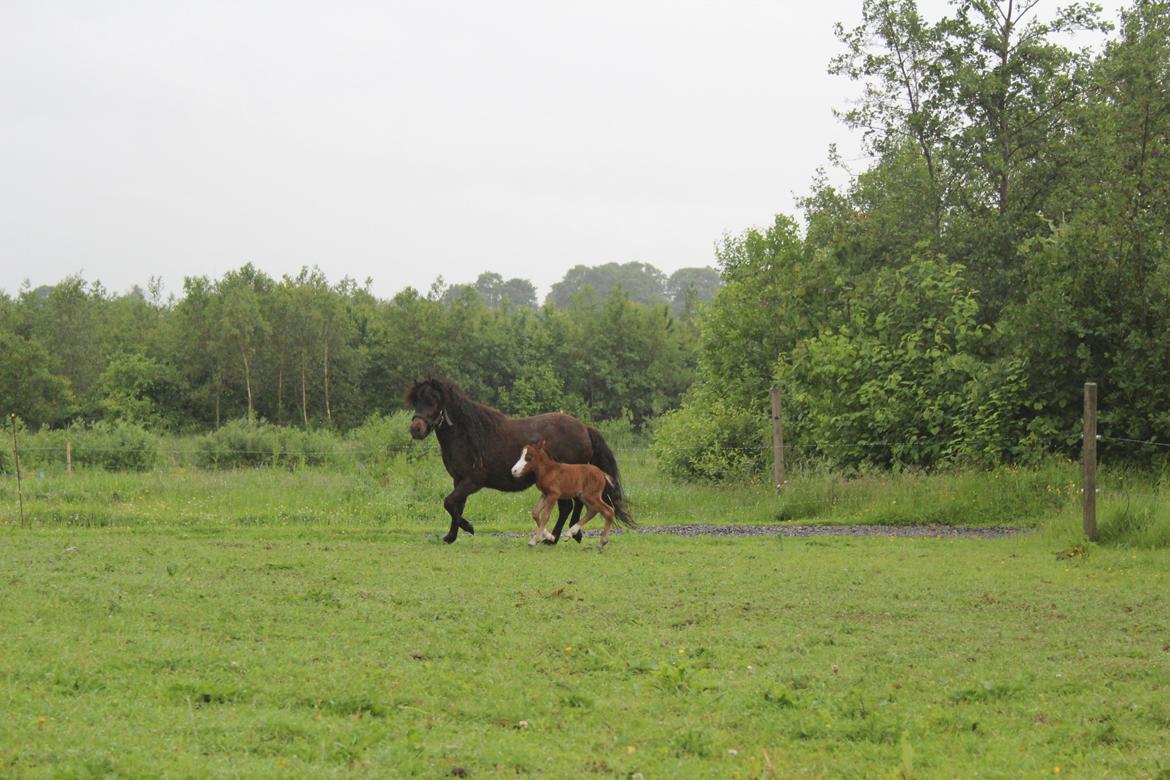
[0, 263, 711, 435]
[657, 0, 1170, 478]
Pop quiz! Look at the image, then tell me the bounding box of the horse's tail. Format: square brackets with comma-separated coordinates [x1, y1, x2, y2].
[588, 427, 635, 528]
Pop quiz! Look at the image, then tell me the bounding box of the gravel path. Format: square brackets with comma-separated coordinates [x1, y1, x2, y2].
[501, 524, 1024, 540]
[633, 523, 1022, 539]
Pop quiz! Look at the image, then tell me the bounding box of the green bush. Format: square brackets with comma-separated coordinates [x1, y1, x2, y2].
[194, 420, 352, 470]
[651, 387, 768, 483]
[345, 412, 416, 474]
[779, 258, 1031, 470]
[69, 421, 160, 471]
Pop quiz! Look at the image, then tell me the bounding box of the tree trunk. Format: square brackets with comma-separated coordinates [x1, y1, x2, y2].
[300, 357, 309, 428]
[323, 336, 332, 427]
[240, 341, 254, 422]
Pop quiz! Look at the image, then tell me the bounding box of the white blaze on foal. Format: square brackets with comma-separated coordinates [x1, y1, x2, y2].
[510, 446, 530, 479]
[511, 446, 554, 545]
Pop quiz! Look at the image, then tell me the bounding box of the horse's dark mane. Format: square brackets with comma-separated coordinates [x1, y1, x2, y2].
[416, 379, 506, 448]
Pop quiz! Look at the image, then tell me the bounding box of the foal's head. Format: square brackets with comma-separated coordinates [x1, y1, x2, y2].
[510, 439, 549, 478]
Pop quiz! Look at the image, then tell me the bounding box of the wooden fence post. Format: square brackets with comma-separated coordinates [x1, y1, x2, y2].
[1082, 382, 1098, 541]
[66, 440, 73, 477]
[771, 387, 785, 491]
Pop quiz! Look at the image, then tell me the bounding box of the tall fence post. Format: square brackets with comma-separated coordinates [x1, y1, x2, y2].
[1082, 382, 1098, 541]
[66, 440, 73, 478]
[771, 387, 785, 491]
[9, 413, 25, 527]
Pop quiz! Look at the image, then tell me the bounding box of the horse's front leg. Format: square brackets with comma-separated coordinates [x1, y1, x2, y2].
[442, 479, 480, 544]
[545, 498, 584, 545]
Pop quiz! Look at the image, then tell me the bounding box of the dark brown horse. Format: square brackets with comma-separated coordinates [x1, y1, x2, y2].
[406, 379, 632, 544]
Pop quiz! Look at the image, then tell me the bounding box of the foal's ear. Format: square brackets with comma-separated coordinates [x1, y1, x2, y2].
[538, 438, 547, 449]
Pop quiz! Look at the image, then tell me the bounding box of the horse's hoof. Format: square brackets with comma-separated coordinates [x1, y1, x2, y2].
[442, 533, 457, 544]
[541, 536, 558, 546]
[572, 531, 583, 543]
[459, 519, 475, 534]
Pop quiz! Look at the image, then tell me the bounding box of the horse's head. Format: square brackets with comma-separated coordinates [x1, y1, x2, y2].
[406, 379, 449, 439]
[510, 439, 547, 478]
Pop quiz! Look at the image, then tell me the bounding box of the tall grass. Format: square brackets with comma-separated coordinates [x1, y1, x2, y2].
[1040, 464, 1170, 550]
[5, 417, 1170, 547]
[776, 459, 1080, 528]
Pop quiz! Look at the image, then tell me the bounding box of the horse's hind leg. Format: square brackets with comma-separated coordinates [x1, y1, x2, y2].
[545, 498, 584, 544]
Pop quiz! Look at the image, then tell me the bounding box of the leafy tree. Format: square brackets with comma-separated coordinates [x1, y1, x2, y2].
[665, 267, 721, 312]
[831, 0, 951, 232]
[546, 262, 668, 308]
[779, 257, 1027, 468]
[832, 0, 1106, 312]
[0, 330, 74, 427]
[442, 273, 538, 309]
[937, 0, 1106, 305]
[499, 277, 538, 309]
[16, 276, 105, 415]
[215, 264, 273, 422]
[699, 215, 829, 409]
[96, 353, 180, 428]
[558, 289, 695, 428]
[1000, 0, 1170, 453]
[171, 276, 227, 428]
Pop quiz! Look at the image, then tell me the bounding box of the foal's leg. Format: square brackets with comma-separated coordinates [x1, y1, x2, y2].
[538, 494, 559, 543]
[531, 493, 559, 546]
[598, 502, 616, 548]
[567, 505, 598, 539]
[529, 495, 548, 547]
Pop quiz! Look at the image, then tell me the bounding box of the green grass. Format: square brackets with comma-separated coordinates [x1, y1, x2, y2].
[3, 453, 1170, 775]
[2, 527, 1169, 777]
[0, 449, 1081, 532]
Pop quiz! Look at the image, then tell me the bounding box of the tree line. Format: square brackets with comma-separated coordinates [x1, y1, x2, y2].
[656, 0, 1170, 477]
[6, 0, 1167, 481]
[0, 262, 715, 433]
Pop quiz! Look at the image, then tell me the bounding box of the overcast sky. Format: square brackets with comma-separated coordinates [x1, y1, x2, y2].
[0, 1, 1126, 301]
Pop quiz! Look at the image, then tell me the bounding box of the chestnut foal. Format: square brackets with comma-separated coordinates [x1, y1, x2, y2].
[511, 439, 618, 547]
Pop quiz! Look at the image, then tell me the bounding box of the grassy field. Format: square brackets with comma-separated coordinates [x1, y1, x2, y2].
[2, 527, 1169, 778]
[2, 454, 1170, 777]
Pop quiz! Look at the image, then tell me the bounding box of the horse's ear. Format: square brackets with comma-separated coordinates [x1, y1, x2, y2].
[538, 438, 547, 449]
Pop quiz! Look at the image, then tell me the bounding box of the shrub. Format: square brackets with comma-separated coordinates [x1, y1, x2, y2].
[779, 257, 1032, 470]
[345, 412, 416, 474]
[194, 419, 349, 470]
[195, 419, 278, 469]
[652, 387, 768, 483]
[69, 420, 160, 471]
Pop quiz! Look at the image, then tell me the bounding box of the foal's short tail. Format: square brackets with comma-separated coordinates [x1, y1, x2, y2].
[588, 427, 635, 528]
